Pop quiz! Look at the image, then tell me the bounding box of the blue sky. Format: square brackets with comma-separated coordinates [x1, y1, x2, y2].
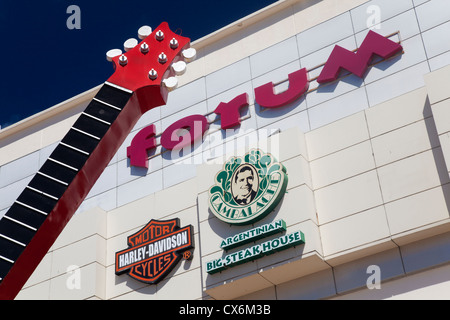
[0, 0, 277, 128]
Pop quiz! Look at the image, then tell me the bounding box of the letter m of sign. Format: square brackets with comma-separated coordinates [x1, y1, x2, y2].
[317, 30, 403, 84]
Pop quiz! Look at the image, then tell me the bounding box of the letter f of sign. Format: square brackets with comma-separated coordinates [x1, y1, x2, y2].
[127, 124, 157, 168]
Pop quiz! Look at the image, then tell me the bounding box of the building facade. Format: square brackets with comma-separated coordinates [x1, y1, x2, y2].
[1, 0, 450, 300]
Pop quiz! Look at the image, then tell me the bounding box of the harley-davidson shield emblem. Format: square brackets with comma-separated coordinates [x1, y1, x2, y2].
[115, 218, 194, 284]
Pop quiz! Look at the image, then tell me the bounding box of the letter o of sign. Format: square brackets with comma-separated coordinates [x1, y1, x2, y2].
[161, 114, 209, 150]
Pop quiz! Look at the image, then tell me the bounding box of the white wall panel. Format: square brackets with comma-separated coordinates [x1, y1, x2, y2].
[249, 36, 300, 78]
[116, 169, 163, 207]
[0, 176, 32, 211]
[296, 12, 354, 57]
[308, 87, 369, 130]
[162, 77, 206, 119]
[315, 170, 384, 224]
[205, 58, 252, 98]
[320, 206, 391, 258]
[415, 0, 450, 32]
[354, 9, 420, 43]
[333, 248, 404, 294]
[365, 61, 429, 106]
[350, 0, 414, 33]
[421, 21, 450, 59]
[0, 151, 39, 188]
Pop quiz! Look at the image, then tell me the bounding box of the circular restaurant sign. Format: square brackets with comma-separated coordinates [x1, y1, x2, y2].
[208, 149, 288, 225]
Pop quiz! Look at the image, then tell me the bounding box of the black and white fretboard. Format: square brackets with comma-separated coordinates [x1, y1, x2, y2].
[0, 82, 134, 298]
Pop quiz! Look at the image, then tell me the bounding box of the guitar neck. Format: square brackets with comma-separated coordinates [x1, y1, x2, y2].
[0, 81, 140, 299]
[0, 20, 192, 299]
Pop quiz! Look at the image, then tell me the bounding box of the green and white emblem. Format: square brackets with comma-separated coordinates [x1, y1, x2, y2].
[208, 149, 288, 225]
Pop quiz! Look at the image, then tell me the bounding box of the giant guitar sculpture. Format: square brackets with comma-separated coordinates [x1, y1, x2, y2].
[0, 22, 195, 299]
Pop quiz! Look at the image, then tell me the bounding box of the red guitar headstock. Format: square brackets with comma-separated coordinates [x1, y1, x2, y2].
[106, 22, 195, 111]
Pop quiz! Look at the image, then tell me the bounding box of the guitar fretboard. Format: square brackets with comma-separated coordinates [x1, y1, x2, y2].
[0, 82, 133, 288]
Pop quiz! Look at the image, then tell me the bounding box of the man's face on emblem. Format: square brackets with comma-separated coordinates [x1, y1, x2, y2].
[231, 165, 258, 205]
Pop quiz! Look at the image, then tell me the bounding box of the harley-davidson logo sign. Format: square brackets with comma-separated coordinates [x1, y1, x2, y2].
[115, 219, 194, 284]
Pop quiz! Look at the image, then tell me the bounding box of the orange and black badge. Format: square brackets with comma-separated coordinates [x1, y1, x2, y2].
[115, 218, 194, 284]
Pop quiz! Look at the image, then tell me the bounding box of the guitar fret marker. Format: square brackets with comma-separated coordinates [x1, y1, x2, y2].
[0, 234, 26, 247]
[93, 98, 122, 111]
[60, 142, 90, 156]
[104, 81, 133, 94]
[14, 201, 48, 216]
[3, 216, 37, 232]
[36, 172, 69, 187]
[82, 112, 111, 126]
[26, 186, 59, 201]
[0, 256, 14, 264]
[71, 127, 101, 141]
[48, 157, 80, 172]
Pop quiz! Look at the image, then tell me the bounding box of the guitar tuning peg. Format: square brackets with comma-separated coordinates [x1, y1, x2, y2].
[158, 52, 167, 64]
[155, 30, 165, 41]
[118, 54, 128, 66]
[148, 69, 158, 80]
[124, 38, 138, 52]
[172, 61, 187, 76]
[163, 77, 178, 91]
[170, 38, 179, 49]
[182, 48, 197, 63]
[140, 42, 149, 54]
[106, 49, 122, 62]
[138, 25, 152, 40]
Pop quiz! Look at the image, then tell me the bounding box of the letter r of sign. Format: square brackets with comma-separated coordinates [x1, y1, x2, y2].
[214, 93, 250, 130]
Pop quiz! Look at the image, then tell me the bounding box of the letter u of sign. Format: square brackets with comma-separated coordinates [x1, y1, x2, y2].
[254, 68, 309, 108]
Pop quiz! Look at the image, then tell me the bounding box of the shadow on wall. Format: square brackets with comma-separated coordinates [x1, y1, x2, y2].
[423, 96, 450, 218]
